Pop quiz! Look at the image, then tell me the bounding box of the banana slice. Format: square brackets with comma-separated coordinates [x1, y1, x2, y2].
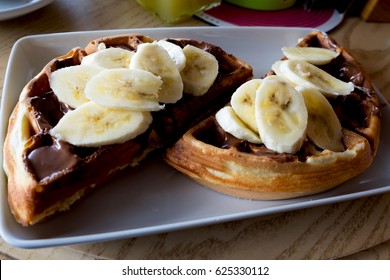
[231, 79, 263, 134]
[255, 76, 308, 154]
[130, 42, 183, 104]
[180, 44, 219, 96]
[271, 60, 284, 77]
[81, 47, 135, 69]
[50, 101, 153, 147]
[297, 85, 344, 152]
[85, 68, 163, 111]
[49, 64, 104, 108]
[216, 106, 262, 144]
[277, 59, 354, 97]
[156, 40, 186, 71]
[282, 47, 339, 65]
[97, 42, 107, 51]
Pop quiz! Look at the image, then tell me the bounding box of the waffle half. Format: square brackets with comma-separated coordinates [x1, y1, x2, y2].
[3, 34, 253, 226]
[165, 31, 381, 200]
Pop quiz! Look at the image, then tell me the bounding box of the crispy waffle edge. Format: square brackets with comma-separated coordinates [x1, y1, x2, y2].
[3, 34, 253, 226]
[165, 31, 381, 200]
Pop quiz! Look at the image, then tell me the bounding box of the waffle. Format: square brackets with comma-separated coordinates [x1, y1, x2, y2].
[3, 34, 253, 226]
[165, 31, 381, 200]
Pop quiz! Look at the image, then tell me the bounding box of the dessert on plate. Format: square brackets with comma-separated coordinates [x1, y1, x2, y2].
[165, 31, 381, 200]
[3, 33, 253, 226]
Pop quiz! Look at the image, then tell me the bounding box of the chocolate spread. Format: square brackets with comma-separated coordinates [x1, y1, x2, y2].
[23, 38, 252, 182]
[27, 137, 81, 180]
[195, 118, 315, 163]
[28, 91, 70, 131]
[24, 33, 379, 179]
[193, 35, 380, 163]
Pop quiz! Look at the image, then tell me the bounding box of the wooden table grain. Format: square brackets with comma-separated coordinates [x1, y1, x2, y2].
[0, 0, 389, 260]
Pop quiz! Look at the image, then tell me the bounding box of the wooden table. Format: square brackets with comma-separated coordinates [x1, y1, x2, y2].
[0, 0, 389, 260]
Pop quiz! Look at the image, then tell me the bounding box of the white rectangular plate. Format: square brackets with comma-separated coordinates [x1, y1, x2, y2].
[1, 27, 390, 249]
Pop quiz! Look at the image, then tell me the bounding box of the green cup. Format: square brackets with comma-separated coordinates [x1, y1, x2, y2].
[137, 0, 221, 23]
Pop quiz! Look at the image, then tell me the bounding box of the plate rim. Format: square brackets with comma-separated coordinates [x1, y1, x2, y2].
[1, 26, 389, 249]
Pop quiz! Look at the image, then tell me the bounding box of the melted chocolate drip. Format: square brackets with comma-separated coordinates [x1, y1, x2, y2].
[25, 134, 81, 180]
